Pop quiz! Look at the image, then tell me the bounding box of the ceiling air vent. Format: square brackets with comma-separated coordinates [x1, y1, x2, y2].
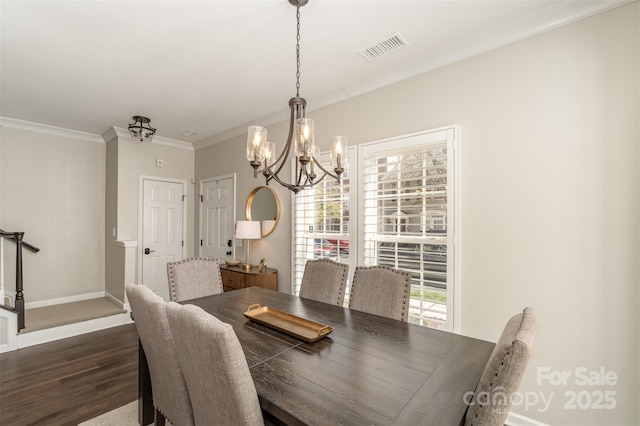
[359, 32, 409, 62]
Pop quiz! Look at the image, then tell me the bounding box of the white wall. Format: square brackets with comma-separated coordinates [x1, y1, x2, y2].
[0, 125, 195, 305]
[104, 130, 195, 302]
[115, 137, 195, 243]
[195, 136, 292, 291]
[195, 4, 639, 424]
[2, 3, 635, 423]
[0, 126, 106, 302]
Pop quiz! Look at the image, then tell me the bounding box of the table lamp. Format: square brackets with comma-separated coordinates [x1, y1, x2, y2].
[236, 220, 261, 270]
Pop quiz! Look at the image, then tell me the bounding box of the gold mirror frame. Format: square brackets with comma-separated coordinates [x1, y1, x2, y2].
[246, 186, 281, 237]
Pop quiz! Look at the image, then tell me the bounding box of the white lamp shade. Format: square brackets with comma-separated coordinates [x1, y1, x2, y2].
[236, 220, 261, 239]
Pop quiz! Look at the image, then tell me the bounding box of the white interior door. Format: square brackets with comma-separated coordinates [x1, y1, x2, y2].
[142, 179, 185, 301]
[200, 176, 235, 260]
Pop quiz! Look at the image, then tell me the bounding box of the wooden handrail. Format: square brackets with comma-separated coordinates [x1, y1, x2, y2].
[0, 229, 39, 331]
[0, 229, 40, 252]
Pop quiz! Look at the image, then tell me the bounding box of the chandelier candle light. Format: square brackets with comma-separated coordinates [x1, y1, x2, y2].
[246, 0, 347, 194]
[236, 220, 261, 270]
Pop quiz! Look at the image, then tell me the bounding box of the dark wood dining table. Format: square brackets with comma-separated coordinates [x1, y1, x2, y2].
[138, 286, 494, 425]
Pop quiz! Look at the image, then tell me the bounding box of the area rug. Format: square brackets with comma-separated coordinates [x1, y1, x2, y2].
[78, 401, 138, 426]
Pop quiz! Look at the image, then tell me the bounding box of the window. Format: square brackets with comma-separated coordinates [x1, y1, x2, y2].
[292, 149, 354, 301]
[361, 127, 456, 330]
[293, 127, 457, 330]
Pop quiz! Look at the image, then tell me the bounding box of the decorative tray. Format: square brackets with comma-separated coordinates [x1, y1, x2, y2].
[244, 304, 334, 343]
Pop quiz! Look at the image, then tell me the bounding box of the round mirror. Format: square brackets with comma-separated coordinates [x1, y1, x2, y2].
[246, 186, 280, 237]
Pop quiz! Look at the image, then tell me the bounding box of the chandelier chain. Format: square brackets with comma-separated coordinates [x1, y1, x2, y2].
[246, 0, 346, 194]
[296, 3, 301, 97]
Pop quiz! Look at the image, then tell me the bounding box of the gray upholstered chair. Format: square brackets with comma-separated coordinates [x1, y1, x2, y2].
[167, 257, 223, 302]
[125, 283, 194, 426]
[299, 259, 349, 306]
[166, 302, 264, 426]
[464, 307, 538, 426]
[348, 265, 411, 321]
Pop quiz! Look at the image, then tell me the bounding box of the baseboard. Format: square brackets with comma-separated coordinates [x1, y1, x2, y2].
[17, 312, 129, 349]
[506, 411, 549, 426]
[104, 292, 133, 324]
[25, 292, 105, 309]
[104, 291, 125, 310]
[107, 293, 134, 324]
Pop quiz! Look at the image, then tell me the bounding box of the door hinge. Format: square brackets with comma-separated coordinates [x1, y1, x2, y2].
[200, 239, 203, 246]
[182, 195, 186, 202]
[181, 240, 184, 247]
[200, 195, 203, 202]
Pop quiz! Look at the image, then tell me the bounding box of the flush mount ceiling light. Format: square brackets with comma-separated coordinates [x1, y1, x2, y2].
[128, 115, 156, 142]
[246, 0, 347, 194]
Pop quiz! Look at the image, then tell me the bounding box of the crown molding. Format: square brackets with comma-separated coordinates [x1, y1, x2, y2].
[3, 0, 632, 151]
[146, 134, 194, 151]
[0, 116, 104, 144]
[111, 126, 194, 151]
[102, 126, 121, 143]
[1, 119, 194, 151]
[195, 0, 633, 149]
[192, 134, 227, 151]
[337, 0, 636, 100]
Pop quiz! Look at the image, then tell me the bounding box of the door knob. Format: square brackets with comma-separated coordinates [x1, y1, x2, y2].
[227, 239, 233, 247]
[144, 248, 155, 255]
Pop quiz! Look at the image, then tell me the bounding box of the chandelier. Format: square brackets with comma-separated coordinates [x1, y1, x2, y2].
[246, 0, 347, 194]
[128, 116, 156, 142]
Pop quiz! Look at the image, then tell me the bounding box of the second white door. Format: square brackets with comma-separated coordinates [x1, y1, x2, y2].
[141, 179, 185, 301]
[200, 176, 235, 260]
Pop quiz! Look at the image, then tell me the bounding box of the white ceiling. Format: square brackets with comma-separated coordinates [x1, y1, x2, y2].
[0, 0, 630, 147]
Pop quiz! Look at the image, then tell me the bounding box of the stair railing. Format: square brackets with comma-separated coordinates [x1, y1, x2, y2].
[0, 229, 40, 331]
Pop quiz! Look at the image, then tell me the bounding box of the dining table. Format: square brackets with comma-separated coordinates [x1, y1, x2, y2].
[138, 286, 495, 425]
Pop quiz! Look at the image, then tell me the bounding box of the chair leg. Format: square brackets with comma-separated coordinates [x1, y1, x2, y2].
[154, 408, 166, 426]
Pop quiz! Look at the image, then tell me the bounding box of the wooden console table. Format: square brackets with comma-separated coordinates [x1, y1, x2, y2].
[219, 264, 278, 292]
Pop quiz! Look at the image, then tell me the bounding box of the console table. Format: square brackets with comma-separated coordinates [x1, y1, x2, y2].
[219, 264, 278, 292]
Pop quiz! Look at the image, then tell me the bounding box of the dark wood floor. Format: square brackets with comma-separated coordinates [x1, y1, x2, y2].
[0, 324, 139, 425]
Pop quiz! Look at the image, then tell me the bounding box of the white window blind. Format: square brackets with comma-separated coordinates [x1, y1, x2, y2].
[292, 128, 457, 330]
[292, 150, 353, 300]
[360, 128, 455, 330]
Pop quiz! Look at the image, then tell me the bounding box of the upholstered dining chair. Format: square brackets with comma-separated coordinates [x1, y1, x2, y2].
[464, 307, 538, 426]
[299, 258, 349, 306]
[166, 302, 264, 426]
[348, 265, 412, 321]
[166, 257, 223, 302]
[125, 283, 194, 426]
